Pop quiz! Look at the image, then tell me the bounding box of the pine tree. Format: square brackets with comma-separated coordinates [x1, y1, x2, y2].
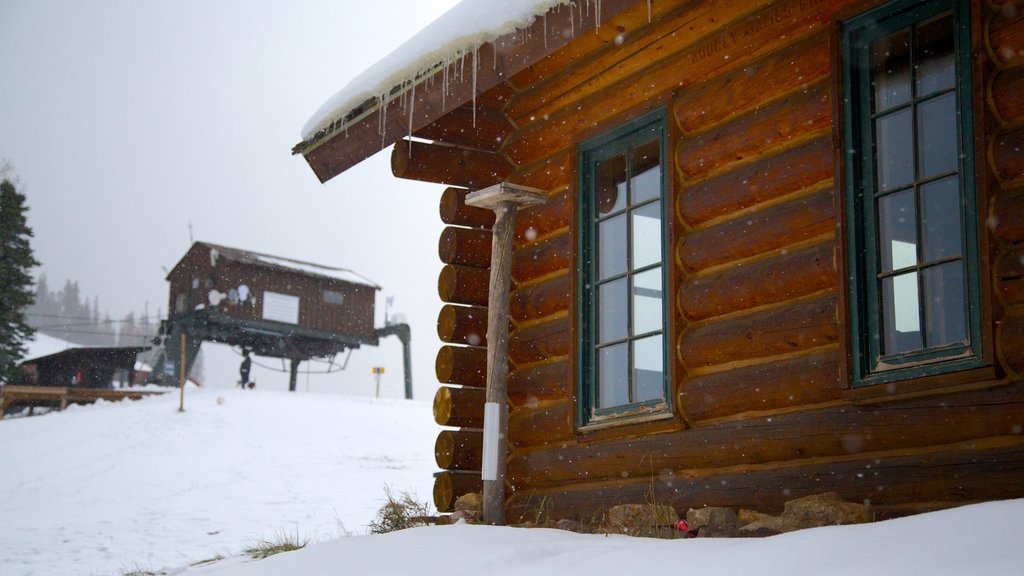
[0, 179, 40, 383]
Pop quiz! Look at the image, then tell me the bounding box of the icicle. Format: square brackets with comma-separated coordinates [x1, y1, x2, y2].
[442, 59, 448, 111]
[379, 93, 388, 150]
[472, 44, 478, 128]
[570, 1, 575, 38]
[408, 83, 415, 156]
[594, 0, 601, 33]
[543, 12, 548, 49]
[647, 0, 652, 23]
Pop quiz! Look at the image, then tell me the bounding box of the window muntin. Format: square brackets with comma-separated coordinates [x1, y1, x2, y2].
[579, 109, 669, 424]
[843, 0, 982, 386]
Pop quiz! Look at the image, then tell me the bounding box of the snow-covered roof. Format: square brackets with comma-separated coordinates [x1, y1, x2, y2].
[22, 333, 77, 361]
[301, 0, 573, 141]
[196, 242, 380, 289]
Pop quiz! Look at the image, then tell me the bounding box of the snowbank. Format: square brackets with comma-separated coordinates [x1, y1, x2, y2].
[178, 499, 1024, 576]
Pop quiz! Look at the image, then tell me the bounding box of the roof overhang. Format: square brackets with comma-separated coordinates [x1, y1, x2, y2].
[293, 0, 642, 184]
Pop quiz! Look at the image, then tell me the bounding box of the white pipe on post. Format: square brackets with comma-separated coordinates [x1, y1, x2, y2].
[465, 182, 546, 526]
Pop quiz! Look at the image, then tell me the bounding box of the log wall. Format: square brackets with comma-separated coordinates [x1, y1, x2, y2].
[427, 0, 1024, 521]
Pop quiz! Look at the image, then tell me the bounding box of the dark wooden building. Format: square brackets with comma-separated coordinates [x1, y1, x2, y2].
[167, 241, 379, 341]
[19, 346, 148, 389]
[295, 0, 1024, 521]
[156, 242, 382, 388]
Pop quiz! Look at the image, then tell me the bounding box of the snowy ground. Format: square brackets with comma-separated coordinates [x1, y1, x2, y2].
[2, 387, 1022, 576]
[0, 388, 437, 576]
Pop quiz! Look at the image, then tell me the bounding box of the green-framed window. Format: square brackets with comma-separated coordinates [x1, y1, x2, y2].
[842, 0, 983, 387]
[577, 108, 670, 425]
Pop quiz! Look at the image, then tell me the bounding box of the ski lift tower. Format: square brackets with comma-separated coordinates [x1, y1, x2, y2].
[149, 242, 413, 397]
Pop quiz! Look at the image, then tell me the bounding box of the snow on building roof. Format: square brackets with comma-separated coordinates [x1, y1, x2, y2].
[300, 0, 576, 141]
[23, 333, 77, 361]
[197, 242, 381, 289]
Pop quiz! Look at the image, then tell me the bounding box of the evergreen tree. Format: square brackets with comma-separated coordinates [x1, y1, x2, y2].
[0, 179, 39, 383]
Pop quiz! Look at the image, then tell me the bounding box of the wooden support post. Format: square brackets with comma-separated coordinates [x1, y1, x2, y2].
[178, 333, 186, 412]
[465, 182, 546, 526]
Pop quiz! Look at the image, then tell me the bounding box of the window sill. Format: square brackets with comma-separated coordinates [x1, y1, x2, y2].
[576, 411, 680, 443]
[843, 365, 1004, 405]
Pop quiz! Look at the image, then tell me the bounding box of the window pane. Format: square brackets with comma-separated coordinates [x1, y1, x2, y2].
[872, 29, 911, 112]
[878, 189, 917, 272]
[598, 278, 627, 344]
[597, 343, 628, 409]
[631, 202, 662, 270]
[632, 335, 664, 403]
[882, 271, 922, 354]
[596, 153, 627, 215]
[923, 261, 966, 347]
[632, 267, 663, 336]
[915, 12, 955, 97]
[631, 138, 661, 204]
[917, 92, 958, 179]
[875, 108, 914, 192]
[921, 175, 962, 262]
[598, 214, 627, 280]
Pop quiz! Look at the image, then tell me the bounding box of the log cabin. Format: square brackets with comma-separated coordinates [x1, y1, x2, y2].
[294, 0, 1024, 522]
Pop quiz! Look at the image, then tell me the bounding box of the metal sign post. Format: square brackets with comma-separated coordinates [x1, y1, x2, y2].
[465, 182, 546, 526]
[373, 366, 385, 398]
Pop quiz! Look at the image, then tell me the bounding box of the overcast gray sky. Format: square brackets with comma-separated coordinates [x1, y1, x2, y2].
[0, 0, 462, 399]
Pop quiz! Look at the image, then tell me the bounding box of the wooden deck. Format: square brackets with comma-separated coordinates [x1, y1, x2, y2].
[0, 385, 165, 418]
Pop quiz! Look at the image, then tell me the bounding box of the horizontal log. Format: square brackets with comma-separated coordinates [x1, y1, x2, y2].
[508, 398, 574, 449]
[439, 226, 492, 268]
[434, 470, 483, 513]
[438, 304, 489, 346]
[677, 79, 832, 181]
[1001, 314, 1024, 376]
[996, 244, 1024, 307]
[509, 382, 1024, 488]
[510, 273, 571, 324]
[989, 5, 1024, 68]
[678, 349, 842, 422]
[512, 231, 571, 284]
[509, 315, 571, 366]
[992, 126, 1024, 183]
[679, 187, 835, 273]
[414, 102, 515, 152]
[435, 429, 484, 471]
[679, 294, 839, 369]
[438, 264, 490, 306]
[439, 187, 495, 229]
[509, 359, 571, 407]
[514, 190, 571, 245]
[675, 31, 831, 134]
[991, 190, 1024, 244]
[435, 345, 488, 387]
[507, 153, 571, 196]
[507, 0, 719, 95]
[502, 0, 850, 167]
[508, 437, 1024, 521]
[392, 139, 513, 189]
[679, 241, 836, 321]
[433, 385, 486, 428]
[991, 65, 1024, 126]
[679, 135, 833, 227]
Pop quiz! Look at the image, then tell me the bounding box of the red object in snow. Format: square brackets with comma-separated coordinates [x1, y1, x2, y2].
[676, 519, 689, 532]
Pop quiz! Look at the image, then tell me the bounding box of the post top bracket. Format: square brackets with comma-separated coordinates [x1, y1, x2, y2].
[465, 182, 548, 210]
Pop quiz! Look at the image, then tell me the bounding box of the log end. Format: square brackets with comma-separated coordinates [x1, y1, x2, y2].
[433, 386, 453, 426]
